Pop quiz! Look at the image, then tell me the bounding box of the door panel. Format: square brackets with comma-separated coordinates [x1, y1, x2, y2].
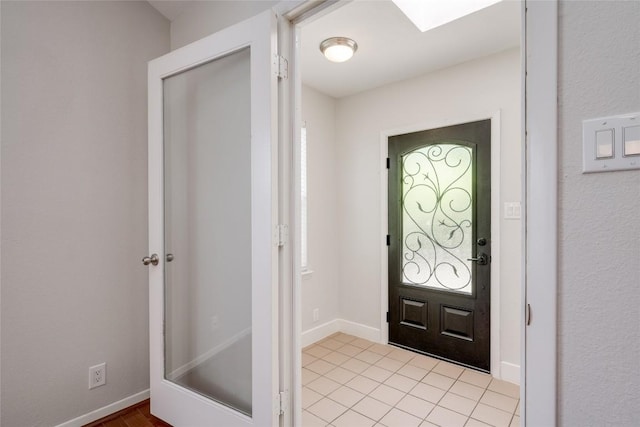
[388, 120, 490, 371]
[163, 47, 252, 415]
[147, 10, 278, 426]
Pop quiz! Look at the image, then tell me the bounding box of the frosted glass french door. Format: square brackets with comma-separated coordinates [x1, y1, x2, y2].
[147, 11, 278, 427]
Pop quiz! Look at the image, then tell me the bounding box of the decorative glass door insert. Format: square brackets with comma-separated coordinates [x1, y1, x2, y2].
[401, 144, 474, 294]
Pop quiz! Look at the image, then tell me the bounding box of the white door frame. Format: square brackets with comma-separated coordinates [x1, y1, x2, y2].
[521, 1, 557, 425]
[379, 111, 503, 378]
[276, 0, 558, 425]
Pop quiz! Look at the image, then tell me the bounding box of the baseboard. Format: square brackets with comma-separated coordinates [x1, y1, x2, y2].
[337, 319, 381, 343]
[301, 318, 381, 347]
[55, 389, 150, 427]
[500, 361, 521, 385]
[168, 326, 252, 380]
[301, 319, 341, 347]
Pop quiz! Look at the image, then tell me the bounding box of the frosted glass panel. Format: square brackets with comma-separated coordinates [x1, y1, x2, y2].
[163, 48, 252, 415]
[401, 144, 474, 294]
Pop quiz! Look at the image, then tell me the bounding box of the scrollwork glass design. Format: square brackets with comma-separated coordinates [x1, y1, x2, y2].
[401, 144, 473, 294]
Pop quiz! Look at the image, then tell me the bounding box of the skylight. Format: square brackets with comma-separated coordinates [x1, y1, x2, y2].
[392, 0, 503, 32]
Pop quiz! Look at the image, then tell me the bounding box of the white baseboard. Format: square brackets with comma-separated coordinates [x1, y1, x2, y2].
[301, 319, 381, 347]
[55, 389, 150, 427]
[168, 326, 252, 380]
[301, 319, 341, 347]
[500, 361, 521, 385]
[337, 319, 381, 343]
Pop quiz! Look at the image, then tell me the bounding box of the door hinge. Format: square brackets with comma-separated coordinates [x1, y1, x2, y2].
[275, 54, 288, 80]
[386, 311, 390, 323]
[275, 390, 289, 415]
[386, 157, 390, 169]
[275, 224, 288, 247]
[386, 234, 391, 246]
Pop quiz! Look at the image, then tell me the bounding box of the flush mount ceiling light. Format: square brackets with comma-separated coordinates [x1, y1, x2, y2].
[392, 0, 502, 32]
[320, 37, 358, 63]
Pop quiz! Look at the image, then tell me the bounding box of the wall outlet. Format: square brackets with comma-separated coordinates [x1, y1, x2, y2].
[313, 308, 319, 322]
[89, 363, 106, 389]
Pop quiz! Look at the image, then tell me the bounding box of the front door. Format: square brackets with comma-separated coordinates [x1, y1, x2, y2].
[145, 10, 279, 426]
[388, 120, 491, 371]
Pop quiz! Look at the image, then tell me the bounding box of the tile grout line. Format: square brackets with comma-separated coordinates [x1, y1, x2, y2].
[304, 334, 519, 427]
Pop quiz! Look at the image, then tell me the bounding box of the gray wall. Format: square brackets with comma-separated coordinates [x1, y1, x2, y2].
[0, 1, 169, 426]
[170, 0, 283, 50]
[558, 1, 640, 425]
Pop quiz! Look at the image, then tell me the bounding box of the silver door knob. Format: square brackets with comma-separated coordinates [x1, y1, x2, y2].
[142, 254, 159, 266]
[166, 253, 174, 262]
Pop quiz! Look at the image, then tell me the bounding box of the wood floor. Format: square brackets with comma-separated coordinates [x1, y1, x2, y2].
[83, 400, 172, 427]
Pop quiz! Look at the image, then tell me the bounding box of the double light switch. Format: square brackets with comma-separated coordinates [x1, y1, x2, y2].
[583, 112, 640, 173]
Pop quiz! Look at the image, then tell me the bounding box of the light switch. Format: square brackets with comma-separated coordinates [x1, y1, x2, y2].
[595, 129, 614, 158]
[623, 125, 640, 156]
[583, 112, 640, 173]
[504, 202, 521, 220]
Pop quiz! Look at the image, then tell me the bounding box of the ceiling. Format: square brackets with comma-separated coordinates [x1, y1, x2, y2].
[300, 0, 520, 98]
[146, 0, 520, 99]
[147, 1, 193, 21]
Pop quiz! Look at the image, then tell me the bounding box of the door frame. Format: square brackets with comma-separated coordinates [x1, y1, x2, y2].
[277, 0, 558, 425]
[379, 111, 502, 377]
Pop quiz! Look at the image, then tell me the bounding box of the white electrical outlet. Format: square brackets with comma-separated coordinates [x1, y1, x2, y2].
[313, 308, 319, 322]
[89, 363, 106, 389]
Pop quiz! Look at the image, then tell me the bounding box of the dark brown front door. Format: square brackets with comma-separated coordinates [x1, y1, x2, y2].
[388, 120, 491, 372]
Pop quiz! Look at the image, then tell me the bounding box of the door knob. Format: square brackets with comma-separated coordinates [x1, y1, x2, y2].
[166, 253, 174, 262]
[467, 253, 489, 265]
[142, 254, 159, 266]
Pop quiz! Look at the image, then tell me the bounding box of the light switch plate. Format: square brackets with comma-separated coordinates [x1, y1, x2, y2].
[504, 202, 521, 220]
[583, 112, 640, 173]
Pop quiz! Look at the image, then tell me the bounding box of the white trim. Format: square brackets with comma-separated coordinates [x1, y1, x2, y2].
[301, 319, 341, 347]
[167, 327, 252, 380]
[338, 319, 382, 343]
[54, 390, 150, 427]
[489, 115, 502, 380]
[301, 319, 382, 347]
[523, 1, 558, 425]
[501, 361, 521, 386]
[379, 110, 504, 378]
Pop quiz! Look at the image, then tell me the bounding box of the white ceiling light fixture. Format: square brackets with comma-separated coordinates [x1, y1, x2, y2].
[320, 37, 358, 63]
[392, 0, 503, 32]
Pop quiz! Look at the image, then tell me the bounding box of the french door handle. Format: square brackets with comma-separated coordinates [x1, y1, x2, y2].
[142, 254, 159, 266]
[467, 253, 488, 265]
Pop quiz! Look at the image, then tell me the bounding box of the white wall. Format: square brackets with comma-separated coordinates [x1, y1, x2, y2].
[334, 48, 522, 373]
[300, 85, 340, 336]
[0, 1, 169, 425]
[558, 1, 640, 425]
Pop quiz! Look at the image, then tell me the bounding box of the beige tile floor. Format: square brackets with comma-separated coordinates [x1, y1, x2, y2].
[302, 333, 520, 427]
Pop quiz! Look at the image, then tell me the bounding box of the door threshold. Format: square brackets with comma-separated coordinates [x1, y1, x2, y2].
[387, 341, 490, 375]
